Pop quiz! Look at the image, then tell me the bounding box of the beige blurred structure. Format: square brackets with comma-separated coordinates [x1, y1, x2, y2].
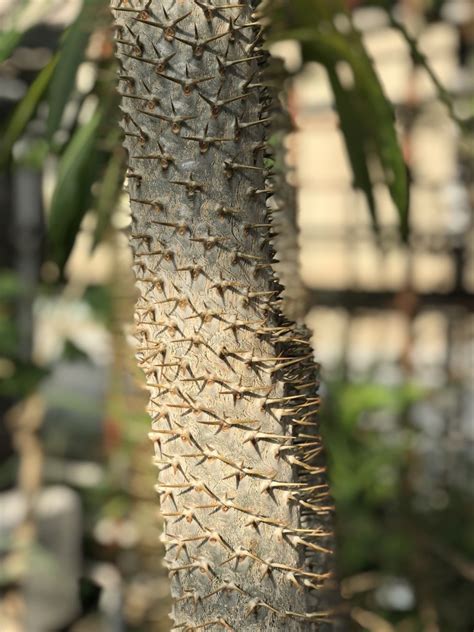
[289, 6, 473, 389]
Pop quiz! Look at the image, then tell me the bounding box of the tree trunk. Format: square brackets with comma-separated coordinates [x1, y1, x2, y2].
[111, 1, 335, 629]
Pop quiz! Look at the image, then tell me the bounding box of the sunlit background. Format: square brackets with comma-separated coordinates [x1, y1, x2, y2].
[0, 1, 473, 630]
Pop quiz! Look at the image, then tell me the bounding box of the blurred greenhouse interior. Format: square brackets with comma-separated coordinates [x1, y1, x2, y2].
[0, 0, 473, 630]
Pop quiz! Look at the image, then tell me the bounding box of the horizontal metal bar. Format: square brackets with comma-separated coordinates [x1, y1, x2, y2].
[308, 289, 474, 311]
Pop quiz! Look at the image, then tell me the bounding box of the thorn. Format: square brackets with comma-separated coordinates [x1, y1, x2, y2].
[232, 251, 265, 264]
[194, 1, 246, 22]
[111, 4, 142, 13]
[120, 51, 163, 67]
[223, 160, 266, 178]
[129, 197, 163, 213]
[155, 70, 213, 95]
[137, 108, 196, 134]
[134, 12, 192, 43]
[151, 220, 189, 235]
[243, 223, 273, 233]
[177, 265, 205, 280]
[189, 235, 229, 250]
[132, 148, 173, 170]
[183, 133, 234, 153]
[214, 204, 241, 218]
[217, 54, 265, 74]
[117, 74, 135, 87]
[118, 91, 159, 110]
[168, 174, 204, 198]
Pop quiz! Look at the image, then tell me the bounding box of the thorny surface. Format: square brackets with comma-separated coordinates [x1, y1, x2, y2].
[112, 1, 335, 630]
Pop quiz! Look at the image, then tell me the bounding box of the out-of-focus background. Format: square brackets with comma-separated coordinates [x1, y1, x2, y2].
[0, 0, 473, 630]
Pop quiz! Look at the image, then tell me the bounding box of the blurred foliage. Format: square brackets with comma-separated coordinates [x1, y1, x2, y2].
[0, 0, 40, 62]
[48, 108, 104, 269]
[46, 0, 98, 140]
[322, 380, 423, 571]
[83, 285, 114, 324]
[0, 360, 48, 399]
[0, 0, 123, 275]
[0, 0, 421, 278]
[0, 270, 49, 399]
[322, 378, 474, 630]
[0, 0, 466, 268]
[1, 1, 472, 630]
[0, 55, 58, 163]
[266, 0, 410, 238]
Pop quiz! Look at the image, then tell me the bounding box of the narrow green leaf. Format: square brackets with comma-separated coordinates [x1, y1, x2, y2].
[0, 54, 57, 167]
[0, 30, 22, 63]
[326, 66, 378, 232]
[299, 29, 408, 238]
[46, 0, 97, 139]
[0, 0, 54, 62]
[48, 108, 103, 271]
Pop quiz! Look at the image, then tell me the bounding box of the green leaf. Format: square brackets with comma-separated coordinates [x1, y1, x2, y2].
[305, 30, 409, 238]
[46, 0, 97, 139]
[0, 270, 23, 301]
[266, 2, 410, 239]
[0, 30, 22, 63]
[0, 54, 57, 167]
[326, 65, 378, 232]
[0, 361, 48, 398]
[83, 285, 113, 322]
[92, 145, 124, 248]
[0, 0, 53, 63]
[0, 316, 19, 356]
[47, 108, 103, 271]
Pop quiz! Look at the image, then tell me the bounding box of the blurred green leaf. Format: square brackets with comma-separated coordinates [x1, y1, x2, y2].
[320, 377, 425, 577]
[267, 1, 410, 239]
[339, 382, 424, 426]
[321, 380, 424, 506]
[62, 339, 90, 362]
[307, 30, 409, 238]
[0, 361, 48, 398]
[48, 107, 103, 271]
[83, 285, 112, 323]
[0, 318, 19, 356]
[0, 54, 57, 167]
[0, 0, 51, 62]
[0, 270, 23, 301]
[327, 65, 378, 232]
[46, 0, 98, 139]
[93, 145, 124, 248]
[17, 137, 50, 169]
[0, 30, 22, 63]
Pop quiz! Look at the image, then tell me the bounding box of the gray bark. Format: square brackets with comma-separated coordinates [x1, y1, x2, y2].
[111, 1, 335, 629]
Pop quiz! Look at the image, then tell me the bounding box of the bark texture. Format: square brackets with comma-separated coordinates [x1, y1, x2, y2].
[268, 76, 311, 323]
[111, 1, 334, 629]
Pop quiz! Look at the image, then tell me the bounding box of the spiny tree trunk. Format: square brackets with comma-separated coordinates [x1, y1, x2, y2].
[269, 80, 311, 323]
[111, 1, 335, 629]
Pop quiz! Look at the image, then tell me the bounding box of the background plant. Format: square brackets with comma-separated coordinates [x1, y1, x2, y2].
[0, 0, 472, 630]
